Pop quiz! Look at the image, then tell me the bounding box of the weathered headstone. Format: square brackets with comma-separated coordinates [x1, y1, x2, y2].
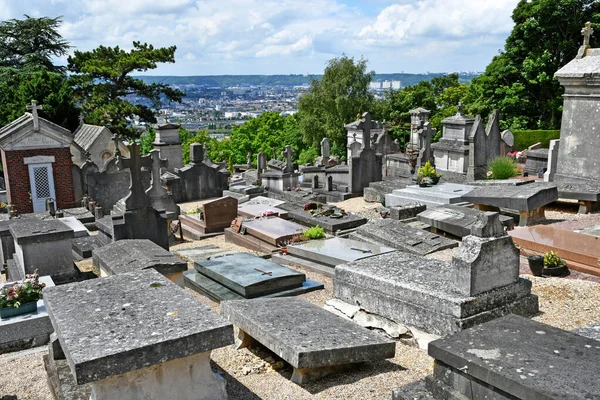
[544, 139, 560, 182]
[145, 150, 180, 219]
[179, 196, 237, 240]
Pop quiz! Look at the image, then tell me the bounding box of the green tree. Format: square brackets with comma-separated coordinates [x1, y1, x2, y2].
[68, 42, 184, 140]
[0, 15, 69, 73]
[465, 0, 600, 129]
[297, 56, 374, 155]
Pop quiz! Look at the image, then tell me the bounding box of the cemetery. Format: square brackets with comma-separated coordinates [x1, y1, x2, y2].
[2, 18, 600, 400]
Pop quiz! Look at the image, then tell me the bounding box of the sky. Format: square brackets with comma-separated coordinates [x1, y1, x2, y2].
[0, 0, 520, 76]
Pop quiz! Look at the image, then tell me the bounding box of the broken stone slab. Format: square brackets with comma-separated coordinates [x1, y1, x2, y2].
[334, 251, 538, 336]
[417, 205, 514, 238]
[390, 203, 427, 221]
[426, 315, 600, 400]
[92, 239, 187, 286]
[44, 269, 233, 400]
[462, 183, 558, 226]
[323, 299, 360, 319]
[220, 297, 396, 384]
[350, 219, 458, 256]
[353, 310, 409, 338]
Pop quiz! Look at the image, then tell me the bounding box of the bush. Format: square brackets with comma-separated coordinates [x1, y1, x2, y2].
[513, 130, 560, 151]
[303, 226, 326, 240]
[297, 147, 319, 165]
[488, 157, 520, 180]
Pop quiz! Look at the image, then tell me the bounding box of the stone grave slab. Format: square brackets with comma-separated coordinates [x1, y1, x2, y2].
[390, 203, 427, 221]
[509, 225, 600, 277]
[174, 244, 233, 262]
[44, 269, 233, 400]
[242, 217, 306, 246]
[62, 207, 95, 224]
[363, 178, 410, 203]
[523, 148, 549, 176]
[555, 182, 600, 214]
[424, 315, 600, 400]
[278, 203, 368, 234]
[224, 227, 280, 254]
[385, 183, 474, 209]
[220, 297, 396, 384]
[193, 252, 305, 298]
[58, 216, 90, 238]
[93, 239, 187, 286]
[0, 275, 54, 354]
[578, 225, 600, 237]
[10, 219, 75, 282]
[350, 219, 458, 256]
[71, 236, 102, 259]
[417, 205, 514, 238]
[335, 251, 538, 336]
[179, 196, 238, 240]
[574, 322, 600, 342]
[237, 196, 289, 219]
[283, 237, 396, 269]
[462, 183, 558, 226]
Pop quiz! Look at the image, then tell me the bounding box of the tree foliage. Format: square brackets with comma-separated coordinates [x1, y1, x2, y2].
[298, 56, 374, 155]
[68, 42, 184, 140]
[465, 0, 600, 130]
[0, 15, 69, 73]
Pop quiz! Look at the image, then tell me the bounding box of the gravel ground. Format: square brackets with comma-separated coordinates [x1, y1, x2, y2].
[1, 197, 600, 399]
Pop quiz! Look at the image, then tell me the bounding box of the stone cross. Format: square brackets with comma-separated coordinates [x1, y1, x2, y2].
[146, 150, 169, 198]
[281, 145, 294, 173]
[27, 100, 43, 131]
[320, 138, 330, 159]
[117, 143, 153, 210]
[247, 152, 252, 166]
[457, 102, 464, 116]
[257, 150, 266, 172]
[112, 134, 122, 157]
[273, 148, 277, 161]
[361, 112, 372, 150]
[582, 21, 594, 48]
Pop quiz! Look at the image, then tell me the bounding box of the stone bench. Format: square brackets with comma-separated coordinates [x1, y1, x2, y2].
[44, 269, 233, 400]
[221, 297, 396, 384]
[461, 183, 558, 226]
[92, 239, 187, 286]
[394, 315, 600, 400]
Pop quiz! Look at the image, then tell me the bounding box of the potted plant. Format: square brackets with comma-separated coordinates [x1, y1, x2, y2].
[527, 255, 545, 277]
[0, 270, 45, 319]
[543, 251, 568, 276]
[417, 162, 442, 185]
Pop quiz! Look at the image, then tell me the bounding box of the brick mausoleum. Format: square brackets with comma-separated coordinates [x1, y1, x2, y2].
[0, 105, 75, 214]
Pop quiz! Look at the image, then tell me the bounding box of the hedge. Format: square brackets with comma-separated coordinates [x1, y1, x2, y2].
[512, 130, 561, 151]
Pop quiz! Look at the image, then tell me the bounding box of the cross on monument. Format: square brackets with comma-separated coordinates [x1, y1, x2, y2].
[27, 100, 43, 131]
[361, 112, 372, 150]
[582, 21, 594, 48]
[116, 143, 153, 210]
[457, 102, 465, 116]
[146, 150, 169, 198]
[112, 134, 122, 157]
[281, 145, 294, 173]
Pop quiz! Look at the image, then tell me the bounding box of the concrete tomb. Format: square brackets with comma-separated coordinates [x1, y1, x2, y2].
[179, 196, 237, 240]
[394, 315, 600, 400]
[261, 145, 300, 192]
[272, 237, 396, 277]
[144, 149, 180, 219]
[337, 213, 539, 335]
[9, 219, 76, 282]
[431, 103, 474, 176]
[417, 204, 514, 238]
[57, 216, 89, 238]
[347, 112, 383, 194]
[350, 219, 458, 256]
[184, 252, 323, 302]
[240, 217, 306, 246]
[385, 182, 474, 209]
[523, 148, 549, 177]
[174, 244, 234, 263]
[462, 183, 558, 226]
[509, 224, 600, 277]
[221, 297, 396, 384]
[0, 275, 54, 354]
[92, 239, 187, 286]
[278, 202, 368, 234]
[390, 203, 427, 221]
[237, 196, 289, 219]
[44, 269, 233, 400]
[153, 122, 183, 173]
[363, 177, 411, 204]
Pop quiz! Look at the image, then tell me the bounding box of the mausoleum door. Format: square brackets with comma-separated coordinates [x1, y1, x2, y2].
[28, 163, 56, 212]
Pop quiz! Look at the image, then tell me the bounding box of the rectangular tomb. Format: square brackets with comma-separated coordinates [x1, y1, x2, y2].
[417, 205, 514, 237]
[221, 297, 396, 384]
[92, 239, 188, 286]
[278, 203, 368, 234]
[385, 183, 474, 209]
[237, 196, 289, 219]
[44, 269, 233, 400]
[509, 225, 600, 277]
[242, 217, 306, 246]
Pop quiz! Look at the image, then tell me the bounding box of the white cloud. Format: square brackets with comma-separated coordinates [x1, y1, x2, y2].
[0, 0, 520, 74]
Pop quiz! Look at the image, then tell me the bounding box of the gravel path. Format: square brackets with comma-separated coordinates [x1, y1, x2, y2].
[1, 197, 600, 399]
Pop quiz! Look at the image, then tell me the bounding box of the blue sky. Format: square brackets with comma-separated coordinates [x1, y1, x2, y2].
[0, 0, 520, 76]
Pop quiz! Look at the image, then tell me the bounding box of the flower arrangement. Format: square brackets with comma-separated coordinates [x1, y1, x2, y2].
[0, 270, 45, 309]
[417, 161, 441, 184]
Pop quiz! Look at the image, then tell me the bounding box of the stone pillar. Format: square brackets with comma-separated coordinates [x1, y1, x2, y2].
[153, 123, 183, 173]
[544, 139, 560, 182]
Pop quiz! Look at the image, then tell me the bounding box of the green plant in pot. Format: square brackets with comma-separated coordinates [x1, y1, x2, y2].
[303, 226, 326, 240]
[543, 251, 568, 276]
[417, 162, 442, 185]
[0, 270, 45, 319]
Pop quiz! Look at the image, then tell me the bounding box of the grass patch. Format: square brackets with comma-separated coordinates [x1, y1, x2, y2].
[488, 157, 520, 180]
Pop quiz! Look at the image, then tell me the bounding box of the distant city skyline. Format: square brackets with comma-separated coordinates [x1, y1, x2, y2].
[0, 0, 519, 75]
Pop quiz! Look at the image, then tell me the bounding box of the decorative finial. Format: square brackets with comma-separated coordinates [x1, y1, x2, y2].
[578, 21, 594, 58]
[457, 102, 464, 116]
